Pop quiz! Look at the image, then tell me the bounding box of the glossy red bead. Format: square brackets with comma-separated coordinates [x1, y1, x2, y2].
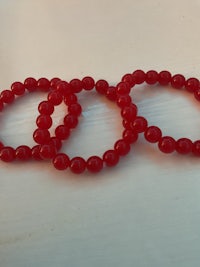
[121, 104, 137, 121]
[64, 114, 78, 129]
[103, 150, 119, 167]
[132, 70, 145, 84]
[95, 79, 109, 94]
[176, 138, 193, 154]
[185, 78, 199, 92]
[24, 77, 37, 92]
[11, 82, 25, 95]
[144, 126, 162, 143]
[53, 153, 70, 170]
[0, 147, 15, 162]
[145, 70, 158, 84]
[48, 137, 62, 151]
[114, 139, 130, 156]
[33, 129, 50, 144]
[192, 140, 200, 156]
[171, 74, 185, 89]
[64, 94, 77, 105]
[82, 76, 95, 90]
[0, 90, 15, 104]
[31, 145, 42, 160]
[87, 156, 103, 173]
[106, 86, 117, 101]
[158, 136, 176, 153]
[50, 78, 61, 89]
[15, 145, 32, 160]
[70, 79, 83, 93]
[194, 89, 200, 101]
[37, 78, 50, 91]
[36, 114, 52, 129]
[123, 129, 138, 144]
[39, 144, 57, 160]
[70, 157, 86, 174]
[38, 101, 54, 115]
[56, 81, 71, 95]
[121, 73, 135, 87]
[117, 95, 132, 108]
[122, 119, 132, 130]
[47, 91, 63, 106]
[55, 125, 70, 140]
[158, 71, 172, 85]
[68, 103, 82, 116]
[131, 116, 148, 133]
[116, 82, 131, 95]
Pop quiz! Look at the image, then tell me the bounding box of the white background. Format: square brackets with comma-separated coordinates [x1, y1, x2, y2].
[1, 1, 200, 266]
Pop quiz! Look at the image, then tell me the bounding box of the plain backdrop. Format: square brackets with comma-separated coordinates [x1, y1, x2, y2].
[1, 1, 200, 267]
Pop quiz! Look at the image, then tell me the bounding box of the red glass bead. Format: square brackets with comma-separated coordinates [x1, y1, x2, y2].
[176, 138, 193, 154]
[33, 129, 50, 144]
[192, 140, 200, 156]
[82, 76, 95, 90]
[11, 82, 25, 96]
[50, 78, 61, 89]
[38, 101, 54, 115]
[116, 82, 131, 95]
[47, 91, 62, 106]
[55, 125, 70, 140]
[70, 157, 86, 174]
[64, 94, 77, 105]
[95, 79, 109, 94]
[158, 71, 172, 85]
[158, 136, 176, 153]
[15, 145, 31, 160]
[132, 70, 145, 84]
[0, 147, 15, 162]
[171, 74, 185, 89]
[70, 79, 83, 93]
[145, 70, 158, 84]
[39, 144, 57, 160]
[36, 114, 52, 129]
[56, 81, 71, 96]
[122, 119, 132, 130]
[103, 150, 119, 167]
[121, 104, 137, 121]
[48, 137, 62, 151]
[114, 139, 130, 156]
[194, 89, 200, 101]
[123, 129, 138, 144]
[131, 116, 148, 133]
[24, 77, 37, 92]
[37, 78, 50, 91]
[185, 78, 199, 92]
[86, 156, 103, 173]
[117, 95, 132, 108]
[0, 90, 15, 104]
[68, 103, 82, 116]
[53, 153, 70, 170]
[106, 86, 117, 101]
[144, 126, 162, 143]
[64, 114, 78, 129]
[122, 73, 135, 87]
[31, 145, 42, 160]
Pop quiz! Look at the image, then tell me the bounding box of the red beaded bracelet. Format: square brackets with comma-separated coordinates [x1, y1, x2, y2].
[121, 70, 200, 155]
[34, 77, 139, 173]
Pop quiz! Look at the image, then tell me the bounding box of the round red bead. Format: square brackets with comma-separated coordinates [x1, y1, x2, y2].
[185, 78, 199, 93]
[117, 95, 132, 108]
[68, 103, 82, 116]
[158, 136, 176, 153]
[39, 144, 57, 159]
[158, 71, 172, 85]
[171, 74, 185, 89]
[15, 145, 31, 160]
[70, 79, 83, 93]
[131, 116, 148, 133]
[33, 129, 50, 144]
[121, 104, 137, 121]
[121, 73, 135, 87]
[56, 81, 71, 95]
[55, 125, 70, 140]
[36, 114, 52, 129]
[37, 78, 50, 91]
[70, 157, 86, 174]
[53, 153, 70, 170]
[123, 129, 138, 144]
[64, 114, 78, 129]
[87, 156, 103, 173]
[116, 82, 131, 95]
[38, 101, 54, 115]
[64, 94, 77, 105]
[0, 147, 15, 162]
[11, 82, 25, 95]
[50, 78, 61, 89]
[176, 138, 193, 154]
[192, 140, 200, 156]
[24, 77, 37, 92]
[132, 70, 145, 84]
[103, 150, 119, 167]
[114, 139, 130, 156]
[106, 86, 117, 101]
[47, 91, 63, 106]
[145, 70, 158, 84]
[95, 80, 109, 94]
[144, 126, 162, 143]
[31, 145, 42, 160]
[0, 90, 15, 104]
[82, 76, 95, 90]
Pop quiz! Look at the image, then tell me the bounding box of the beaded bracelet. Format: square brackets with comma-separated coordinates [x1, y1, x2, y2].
[121, 70, 200, 155]
[34, 77, 139, 173]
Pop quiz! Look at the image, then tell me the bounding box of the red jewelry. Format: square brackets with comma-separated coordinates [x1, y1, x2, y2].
[121, 70, 200, 155]
[34, 77, 138, 173]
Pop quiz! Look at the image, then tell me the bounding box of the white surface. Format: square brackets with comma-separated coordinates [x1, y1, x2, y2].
[1, 1, 200, 266]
